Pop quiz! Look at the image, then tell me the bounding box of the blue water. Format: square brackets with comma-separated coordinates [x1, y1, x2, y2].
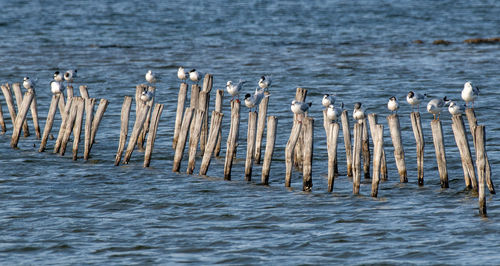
[1, 0, 500, 264]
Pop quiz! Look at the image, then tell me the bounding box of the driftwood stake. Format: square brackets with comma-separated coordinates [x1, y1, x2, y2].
[475, 125, 487, 216]
[245, 111, 258, 181]
[285, 121, 302, 187]
[293, 88, 308, 170]
[387, 114, 407, 182]
[362, 118, 370, 179]
[261, 116, 277, 185]
[29, 89, 40, 139]
[54, 97, 73, 153]
[172, 83, 188, 149]
[186, 109, 205, 174]
[144, 103, 164, 167]
[352, 122, 362, 194]
[223, 100, 241, 180]
[199, 111, 224, 175]
[114, 96, 132, 166]
[431, 120, 448, 188]
[410, 112, 425, 185]
[122, 104, 151, 164]
[1, 84, 16, 129]
[72, 98, 85, 160]
[10, 91, 34, 148]
[138, 86, 155, 152]
[12, 83, 29, 137]
[367, 114, 387, 180]
[371, 124, 384, 197]
[197, 91, 209, 156]
[341, 110, 353, 177]
[302, 117, 314, 191]
[83, 98, 96, 160]
[451, 114, 477, 190]
[214, 89, 224, 157]
[172, 107, 195, 172]
[326, 121, 340, 192]
[254, 91, 270, 164]
[0, 98, 6, 133]
[89, 99, 108, 152]
[79, 85, 90, 99]
[59, 98, 80, 156]
[39, 94, 60, 152]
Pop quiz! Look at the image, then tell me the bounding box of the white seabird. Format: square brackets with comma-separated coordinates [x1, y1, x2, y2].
[322, 94, 335, 108]
[461, 81, 479, 108]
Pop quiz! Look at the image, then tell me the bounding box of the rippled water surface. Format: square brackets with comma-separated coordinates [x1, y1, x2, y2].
[1, 0, 500, 264]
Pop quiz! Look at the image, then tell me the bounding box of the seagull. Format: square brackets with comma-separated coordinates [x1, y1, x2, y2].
[189, 69, 202, 84]
[64, 69, 77, 86]
[140, 90, 155, 102]
[23, 77, 34, 90]
[53, 71, 64, 82]
[427, 96, 448, 120]
[50, 80, 64, 94]
[448, 101, 464, 116]
[244, 88, 269, 111]
[353, 102, 365, 123]
[406, 90, 426, 112]
[258, 75, 272, 90]
[291, 100, 312, 122]
[387, 96, 399, 113]
[461, 81, 479, 108]
[177, 67, 188, 82]
[145, 70, 157, 84]
[226, 80, 246, 101]
[322, 94, 335, 108]
[327, 103, 343, 122]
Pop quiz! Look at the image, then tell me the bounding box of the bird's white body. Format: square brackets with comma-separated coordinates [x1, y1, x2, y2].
[406, 91, 426, 111]
[461, 81, 479, 107]
[427, 97, 447, 120]
[322, 94, 335, 108]
[226, 80, 246, 98]
[145, 70, 156, 83]
[448, 101, 463, 115]
[291, 100, 311, 115]
[53, 71, 63, 82]
[353, 102, 365, 123]
[50, 81, 64, 94]
[23, 77, 34, 90]
[177, 67, 188, 81]
[258, 76, 271, 90]
[244, 88, 268, 109]
[387, 97, 399, 112]
[140, 90, 155, 102]
[64, 69, 77, 83]
[326, 104, 342, 122]
[189, 69, 202, 83]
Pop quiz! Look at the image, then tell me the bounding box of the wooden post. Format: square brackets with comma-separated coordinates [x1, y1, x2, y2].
[58, 91, 66, 120]
[261, 116, 277, 185]
[352, 122, 362, 194]
[466, 108, 495, 194]
[387, 114, 407, 182]
[89, 99, 108, 152]
[431, 120, 448, 188]
[29, 89, 40, 139]
[122, 104, 151, 164]
[67, 85, 74, 99]
[59, 97, 80, 156]
[214, 89, 224, 157]
[186, 109, 205, 174]
[475, 125, 487, 216]
[138, 86, 155, 152]
[197, 90, 209, 156]
[410, 112, 425, 185]
[294, 88, 308, 170]
[224, 100, 241, 180]
[341, 110, 353, 177]
[362, 119, 370, 179]
[0, 98, 5, 133]
[39, 94, 60, 152]
[114, 96, 132, 166]
[254, 91, 270, 164]
[83, 98, 96, 160]
[10, 91, 34, 148]
[172, 107, 195, 172]
[245, 111, 258, 181]
[326, 122, 340, 192]
[54, 97, 73, 153]
[12, 83, 29, 137]
[1, 84, 16, 129]
[172, 83, 188, 149]
[285, 121, 302, 187]
[199, 111, 224, 175]
[79, 85, 90, 99]
[302, 117, 314, 191]
[72, 98, 85, 160]
[190, 84, 200, 109]
[371, 124, 384, 197]
[367, 114, 387, 180]
[451, 114, 477, 190]
[144, 103, 164, 167]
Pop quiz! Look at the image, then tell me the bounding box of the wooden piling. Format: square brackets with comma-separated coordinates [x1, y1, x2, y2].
[0, 98, 5, 133]
[245, 112, 258, 181]
[186, 109, 205, 174]
[352, 122, 362, 194]
[199, 111, 224, 175]
[138, 86, 155, 152]
[59, 97, 80, 156]
[214, 89, 224, 157]
[302, 117, 314, 191]
[341, 110, 353, 177]
[410, 112, 425, 185]
[172, 83, 188, 149]
[190, 84, 200, 109]
[10, 91, 34, 148]
[72, 98, 85, 160]
[431, 120, 448, 188]
[66, 85, 74, 99]
[475, 125, 487, 216]
[451, 114, 477, 190]
[197, 90, 209, 156]
[122, 103, 151, 164]
[261, 116, 277, 185]
[79, 85, 90, 99]
[83, 98, 96, 160]
[326, 121, 340, 192]
[29, 89, 40, 139]
[254, 91, 270, 164]
[89, 99, 108, 152]
[387, 114, 407, 182]
[294, 88, 308, 170]
[58, 91, 66, 120]
[172, 107, 195, 172]
[53, 97, 73, 153]
[12, 83, 29, 137]
[144, 103, 164, 167]
[367, 114, 387, 180]
[371, 124, 384, 197]
[362, 119, 370, 179]
[1, 84, 16, 128]
[114, 96, 133, 166]
[223, 100, 241, 180]
[285, 121, 303, 187]
[39, 94, 60, 152]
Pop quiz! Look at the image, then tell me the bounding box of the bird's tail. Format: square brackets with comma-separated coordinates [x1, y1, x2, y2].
[307, 102, 312, 107]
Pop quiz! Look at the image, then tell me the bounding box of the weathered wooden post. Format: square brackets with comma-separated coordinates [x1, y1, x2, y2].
[352, 122, 362, 194]
[144, 103, 164, 167]
[326, 121, 340, 192]
[341, 110, 353, 177]
[114, 96, 133, 166]
[60, 97, 80, 156]
[172, 82, 188, 149]
[261, 116, 277, 185]
[188, 84, 200, 138]
[475, 125, 487, 216]
[1, 84, 17, 129]
[54, 97, 73, 153]
[362, 118, 370, 179]
[223, 100, 241, 180]
[186, 109, 205, 174]
[387, 113, 407, 182]
[245, 111, 258, 181]
[89, 99, 108, 152]
[302, 117, 314, 191]
[12, 83, 30, 137]
[371, 124, 384, 197]
[39, 94, 60, 152]
[122, 103, 151, 164]
[294, 88, 308, 170]
[58, 91, 66, 120]
[451, 114, 477, 190]
[72, 98, 85, 160]
[214, 89, 224, 157]
[172, 107, 195, 172]
[431, 120, 448, 188]
[29, 89, 40, 139]
[199, 74, 213, 154]
[254, 91, 270, 164]
[367, 114, 387, 180]
[138, 86, 155, 152]
[285, 121, 302, 187]
[79, 85, 90, 99]
[83, 98, 96, 160]
[10, 90, 34, 148]
[410, 112, 425, 185]
[199, 111, 224, 175]
[323, 110, 339, 178]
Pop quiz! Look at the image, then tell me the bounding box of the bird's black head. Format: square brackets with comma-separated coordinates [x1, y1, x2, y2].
[408, 91, 414, 98]
[324, 94, 329, 97]
[74, 69, 77, 73]
[389, 96, 396, 101]
[261, 76, 265, 80]
[54, 71, 59, 75]
[245, 93, 251, 99]
[189, 69, 196, 72]
[354, 102, 362, 109]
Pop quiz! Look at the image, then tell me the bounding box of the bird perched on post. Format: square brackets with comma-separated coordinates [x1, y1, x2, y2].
[50, 80, 64, 94]
[140, 90, 155, 102]
[258, 75, 272, 91]
[406, 90, 426, 112]
[448, 101, 464, 115]
[53, 71, 64, 82]
[427, 96, 448, 120]
[177, 67, 188, 82]
[226, 80, 246, 102]
[387, 96, 399, 113]
[189, 69, 202, 84]
[291, 100, 312, 123]
[353, 102, 365, 123]
[64, 69, 77, 87]
[244, 88, 269, 111]
[327, 103, 343, 122]
[322, 94, 335, 108]
[461, 81, 479, 108]
[23, 77, 35, 90]
[145, 70, 157, 84]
